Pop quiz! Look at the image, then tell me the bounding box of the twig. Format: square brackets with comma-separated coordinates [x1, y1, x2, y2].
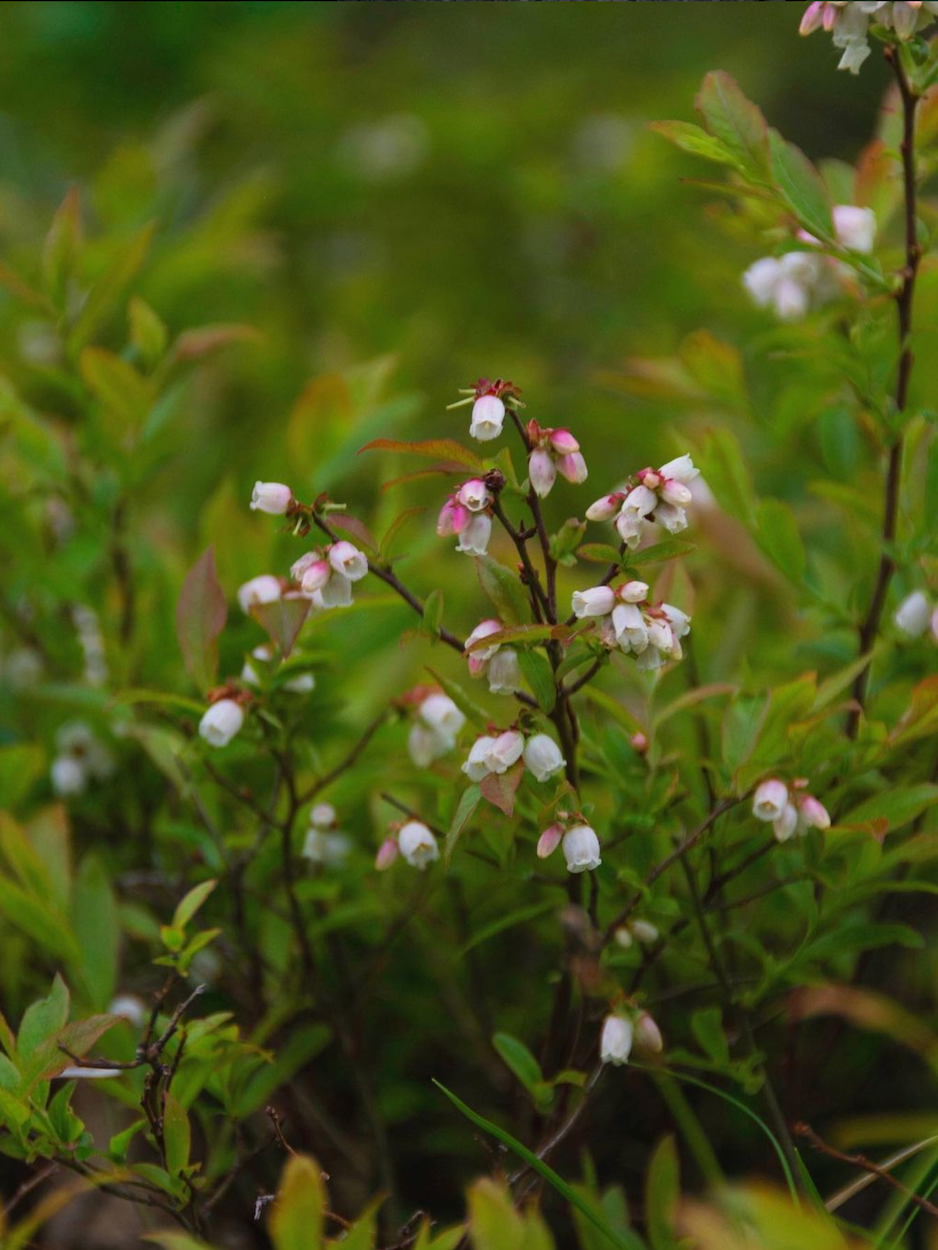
[848, 47, 921, 736]
[794, 1122, 938, 1219]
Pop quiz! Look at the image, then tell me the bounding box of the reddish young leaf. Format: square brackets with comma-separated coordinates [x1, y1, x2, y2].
[328, 513, 379, 556]
[250, 597, 310, 659]
[359, 438, 485, 472]
[176, 546, 227, 692]
[481, 760, 524, 817]
[173, 323, 260, 363]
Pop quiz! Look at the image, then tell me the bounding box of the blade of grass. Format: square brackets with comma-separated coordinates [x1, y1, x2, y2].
[432, 1080, 642, 1250]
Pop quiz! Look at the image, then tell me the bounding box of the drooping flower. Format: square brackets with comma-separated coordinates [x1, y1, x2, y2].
[199, 699, 245, 748]
[464, 618, 504, 678]
[561, 824, 602, 873]
[455, 513, 492, 556]
[461, 730, 525, 781]
[50, 722, 114, 796]
[572, 586, 617, 619]
[752, 779, 790, 823]
[800, 2, 938, 73]
[537, 822, 565, 859]
[470, 393, 506, 442]
[895, 590, 932, 639]
[290, 542, 367, 607]
[522, 733, 566, 783]
[524, 420, 588, 498]
[250, 482, 294, 514]
[408, 690, 466, 766]
[753, 778, 830, 841]
[486, 647, 523, 695]
[398, 820, 440, 869]
[600, 1014, 633, 1066]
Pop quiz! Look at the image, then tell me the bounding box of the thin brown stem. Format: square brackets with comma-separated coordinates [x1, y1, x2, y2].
[848, 48, 920, 737]
[794, 1122, 938, 1219]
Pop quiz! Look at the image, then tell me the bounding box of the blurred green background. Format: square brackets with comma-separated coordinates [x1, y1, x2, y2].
[0, 0, 899, 711]
[0, 0, 887, 478]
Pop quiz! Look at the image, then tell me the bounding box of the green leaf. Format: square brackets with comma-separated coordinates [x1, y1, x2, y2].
[80, 346, 151, 428]
[42, 186, 81, 310]
[446, 785, 482, 864]
[695, 71, 770, 176]
[626, 539, 697, 569]
[645, 1136, 680, 1250]
[129, 296, 168, 366]
[72, 855, 119, 1010]
[468, 1178, 553, 1250]
[649, 120, 738, 167]
[475, 554, 532, 625]
[690, 1008, 729, 1065]
[756, 499, 805, 583]
[843, 785, 938, 833]
[768, 129, 834, 240]
[175, 546, 227, 693]
[578, 543, 623, 566]
[173, 878, 218, 930]
[434, 1081, 636, 1250]
[18, 975, 70, 1059]
[163, 1093, 191, 1175]
[517, 649, 556, 713]
[68, 220, 155, 353]
[492, 1031, 543, 1095]
[423, 588, 444, 637]
[269, 1153, 325, 1250]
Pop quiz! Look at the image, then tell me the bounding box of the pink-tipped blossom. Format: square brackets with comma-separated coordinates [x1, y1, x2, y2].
[237, 575, 282, 614]
[798, 795, 831, 832]
[328, 541, 368, 583]
[537, 822, 565, 859]
[586, 492, 625, 523]
[557, 451, 588, 485]
[457, 479, 491, 512]
[465, 619, 503, 678]
[548, 428, 580, 455]
[375, 837, 400, 871]
[437, 497, 471, 537]
[529, 448, 557, 498]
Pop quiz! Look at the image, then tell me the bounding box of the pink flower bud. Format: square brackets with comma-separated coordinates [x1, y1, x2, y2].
[634, 1012, 663, 1055]
[457, 479, 491, 512]
[537, 822, 565, 859]
[548, 428, 579, 455]
[465, 619, 503, 674]
[799, 1, 827, 34]
[659, 478, 693, 507]
[630, 731, 649, 755]
[798, 795, 831, 831]
[529, 448, 557, 498]
[557, 451, 588, 485]
[437, 498, 470, 537]
[301, 559, 332, 594]
[833, 205, 876, 254]
[586, 492, 624, 523]
[753, 779, 789, 823]
[250, 482, 293, 515]
[375, 837, 399, 871]
[328, 541, 368, 583]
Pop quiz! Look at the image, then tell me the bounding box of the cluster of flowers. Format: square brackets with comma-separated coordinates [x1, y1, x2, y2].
[743, 205, 877, 322]
[464, 619, 524, 695]
[456, 379, 589, 498]
[536, 818, 602, 874]
[405, 689, 466, 766]
[586, 454, 699, 547]
[526, 419, 588, 497]
[437, 478, 492, 556]
[599, 1009, 663, 1066]
[50, 721, 114, 797]
[894, 590, 938, 642]
[290, 542, 369, 608]
[800, 1, 938, 72]
[375, 819, 440, 871]
[572, 580, 691, 673]
[462, 729, 566, 785]
[302, 802, 351, 867]
[752, 778, 831, 843]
